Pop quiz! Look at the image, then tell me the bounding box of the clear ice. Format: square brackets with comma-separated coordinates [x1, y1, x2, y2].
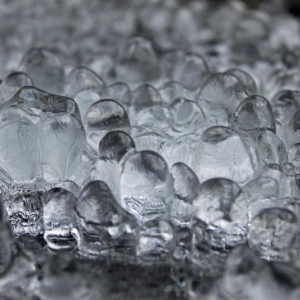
[0, 0, 299, 299]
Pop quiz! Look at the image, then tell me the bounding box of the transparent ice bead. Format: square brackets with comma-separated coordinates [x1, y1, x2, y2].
[258, 164, 299, 199]
[76, 181, 137, 258]
[0, 72, 33, 105]
[239, 129, 287, 172]
[170, 163, 200, 228]
[193, 178, 248, 249]
[40, 113, 86, 183]
[92, 131, 136, 202]
[225, 68, 258, 95]
[0, 102, 41, 182]
[84, 99, 131, 153]
[171, 162, 200, 203]
[242, 177, 281, 220]
[158, 81, 194, 106]
[136, 219, 174, 263]
[171, 98, 206, 134]
[190, 126, 254, 184]
[103, 82, 132, 108]
[160, 50, 210, 90]
[170, 52, 210, 90]
[65, 66, 105, 99]
[43, 188, 78, 251]
[231, 14, 270, 62]
[120, 150, 174, 224]
[272, 90, 300, 147]
[74, 90, 101, 121]
[196, 73, 248, 126]
[248, 208, 298, 261]
[130, 84, 162, 118]
[21, 48, 64, 94]
[230, 95, 275, 133]
[191, 219, 228, 278]
[115, 36, 158, 84]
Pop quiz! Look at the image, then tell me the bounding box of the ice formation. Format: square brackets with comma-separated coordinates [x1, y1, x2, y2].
[0, 0, 299, 299]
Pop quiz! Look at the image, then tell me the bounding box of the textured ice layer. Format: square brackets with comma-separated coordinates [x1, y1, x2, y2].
[0, 0, 299, 299]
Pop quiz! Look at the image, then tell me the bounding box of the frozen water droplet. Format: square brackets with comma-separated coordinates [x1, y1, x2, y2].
[0, 72, 33, 105]
[241, 129, 287, 171]
[40, 114, 86, 183]
[136, 219, 174, 263]
[76, 181, 136, 258]
[171, 162, 200, 203]
[92, 131, 136, 202]
[158, 81, 194, 106]
[272, 90, 300, 146]
[77, 181, 123, 226]
[249, 208, 298, 261]
[116, 36, 158, 84]
[74, 90, 101, 121]
[230, 95, 275, 133]
[84, 99, 131, 153]
[190, 126, 254, 184]
[120, 150, 174, 224]
[106, 82, 132, 107]
[130, 84, 162, 117]
[171, 98, 206, 133]
[170, 163, 200, 228]
[226, 68, 257, 95]
[65, 66, 105, 98]
[193, 178, 247, 249]
[21, 48, 64, 94]
[231, 14, 270, 62]
[171, 52, 210, 90]
[99, 130, 135, 162]
[43, 188, 78, 251]
[242, 177, 281, 220]
[288, 144, 300, 173]
[197, 73, 248, 126]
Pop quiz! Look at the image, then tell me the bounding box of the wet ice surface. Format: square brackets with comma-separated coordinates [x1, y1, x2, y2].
[0, 0, 300, 299]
